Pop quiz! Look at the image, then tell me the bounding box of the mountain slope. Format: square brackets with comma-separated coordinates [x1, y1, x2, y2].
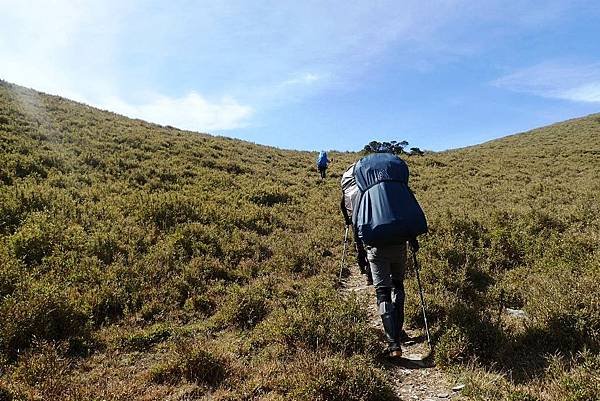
[403, 114, 600, 399]
[0, 81, 386, 400]
[1, 80, 599, 400]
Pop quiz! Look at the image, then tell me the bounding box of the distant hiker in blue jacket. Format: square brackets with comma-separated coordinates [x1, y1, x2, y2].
[316, 151, 330, 179]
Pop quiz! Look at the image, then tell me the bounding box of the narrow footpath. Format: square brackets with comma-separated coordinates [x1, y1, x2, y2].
[342, 267, 463, 401]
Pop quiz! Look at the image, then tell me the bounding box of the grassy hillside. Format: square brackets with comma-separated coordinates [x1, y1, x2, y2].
[1, 80, 599, 400]
[409, 118, 600, 399]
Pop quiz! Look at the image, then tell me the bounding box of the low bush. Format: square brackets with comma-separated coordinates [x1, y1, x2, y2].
[13, 155, 47, 179]
[253, 283, 378, 356]
[434, 325, 469, 367]
[284, 353, 395, 401]
[212, 280, 272, 330]
[545, 352, 600, 401]
[248, 186, 293, 206]
[0, 252, 21, 298]
[139, 193, 206, 230]
[85, 282, 129, 325]
[120, 324, 172, 351]
[0, 283, 89, 360]
[149, 341, 229, 386]
[2, 341, 73, 400]
[8, 212, 56, 266]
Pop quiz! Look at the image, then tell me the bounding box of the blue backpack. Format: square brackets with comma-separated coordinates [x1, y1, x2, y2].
[352, 153, 427, 246]
[317, 151, 329, 168]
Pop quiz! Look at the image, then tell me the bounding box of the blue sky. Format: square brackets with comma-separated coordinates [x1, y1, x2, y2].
[1, 1, 600, 151]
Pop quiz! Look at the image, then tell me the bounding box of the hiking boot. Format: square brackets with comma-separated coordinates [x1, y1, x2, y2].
[388, 345, 402, 358]
[399, 329, 410, 343]
[377, 287, 401, 354]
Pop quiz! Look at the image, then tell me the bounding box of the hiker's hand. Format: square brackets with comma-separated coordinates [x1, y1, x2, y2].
[409, 238, 419, 253]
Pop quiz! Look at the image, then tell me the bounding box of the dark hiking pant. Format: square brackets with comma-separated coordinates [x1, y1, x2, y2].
[366, 243, 407, 350]
[318, 166, 327, 178]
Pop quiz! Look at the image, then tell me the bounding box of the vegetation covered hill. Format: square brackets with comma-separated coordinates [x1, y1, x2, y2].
[0, 80, 599, 400]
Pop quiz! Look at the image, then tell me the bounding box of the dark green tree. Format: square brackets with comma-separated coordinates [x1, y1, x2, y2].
[363, 140, 409, 155]
[409, 147, 424, 156]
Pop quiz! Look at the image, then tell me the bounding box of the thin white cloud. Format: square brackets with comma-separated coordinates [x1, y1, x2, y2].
[493, 62, 600, 103]
[282, 73, 322, 86]
[0, 0, 253, 132]
[2, 0, 596, 135]
[99, 92, 253, 131]
[561, 82, 600, 103]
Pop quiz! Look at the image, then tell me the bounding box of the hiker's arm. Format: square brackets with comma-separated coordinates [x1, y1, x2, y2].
[340, 196, 352, 225]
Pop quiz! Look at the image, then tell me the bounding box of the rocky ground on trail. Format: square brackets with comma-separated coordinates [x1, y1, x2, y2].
[343, 268, 464, 401]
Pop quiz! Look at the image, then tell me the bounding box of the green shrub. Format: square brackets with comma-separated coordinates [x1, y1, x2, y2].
[89, 229, 127, 265]
[84, 280, 129, 325]
[0, 250, 22, 298]
[8, 212, 55, 266]
[169, 223, 223, 260]
[285, 353, 395, 401]
[79, 151, 105, 168]
[447, 303, 505, 362]
[253, 283, 378, 356]
[459, 368, 511, 401]
[12, 341, 69, 386]
[2, 81, 600, 398]
[5, 341, 72, 400]
[13, 155, 47, 179]
[0, 193, 20, 234]
[149, 342, 229, 386]
[0, 283, 89, 360]
[120, 324, 172, 351]
[173, 258, 226, 315]
[541, 352, 600, 401]
[212, 281, 271, 330]
[559, 376, 599, 401]
[140, 193, 205, 230]
[434, 325, 469, 367]
[248, 186, 292, 206]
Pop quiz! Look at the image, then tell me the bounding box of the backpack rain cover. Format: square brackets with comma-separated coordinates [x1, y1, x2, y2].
[352, 153, 427, 246]
[317, 151, 328, 168]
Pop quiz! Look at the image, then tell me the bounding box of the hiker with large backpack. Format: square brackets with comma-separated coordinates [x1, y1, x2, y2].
[316, 151, 330, 179]
[342, 152, 428, 357]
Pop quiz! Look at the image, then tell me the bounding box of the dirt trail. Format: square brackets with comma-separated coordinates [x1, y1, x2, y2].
[342, 267, 462, 401]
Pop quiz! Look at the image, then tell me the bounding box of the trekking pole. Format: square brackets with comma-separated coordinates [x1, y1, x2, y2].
[412, 249, 431, 347]
[338, 225, 350, 279]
